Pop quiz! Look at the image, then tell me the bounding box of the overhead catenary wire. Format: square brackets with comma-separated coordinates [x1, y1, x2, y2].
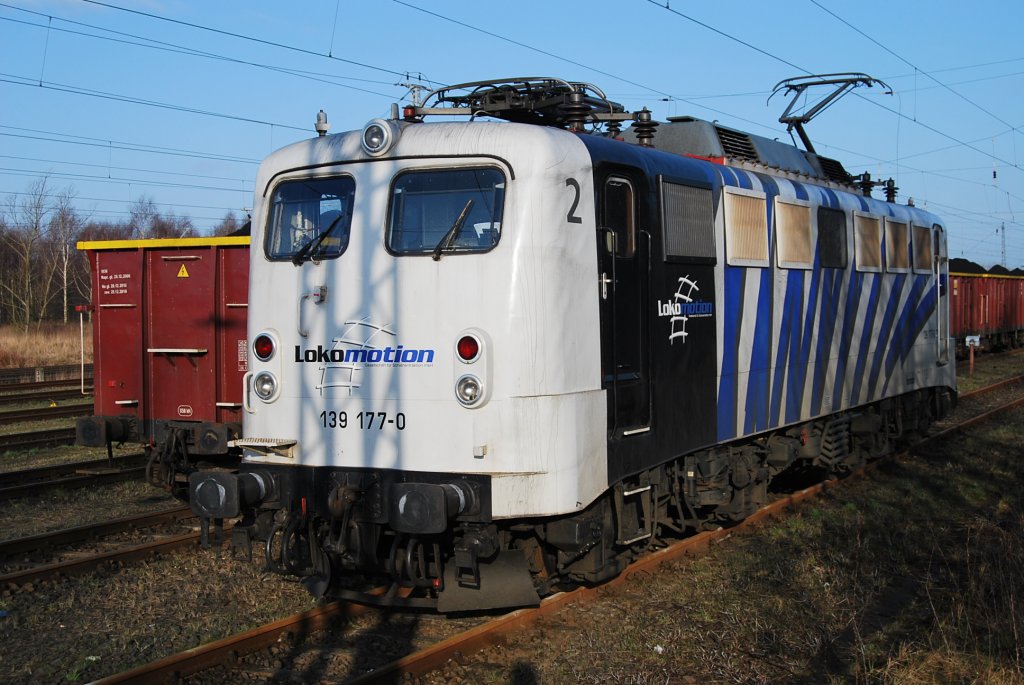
[0, 188, 245, 214]
[808, 0, 1018, 132]
[0, 1, 1018, 260]
[0, 154, 254, 185]
[642, 0, 1023, 174]
[77, 0, 415, 80]
[0, 73, 311, 132]
[0, 10, 399, 97]
[0, 126, 260, 165]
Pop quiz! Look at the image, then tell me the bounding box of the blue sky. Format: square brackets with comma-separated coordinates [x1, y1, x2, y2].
[2, 0, 1022, 267]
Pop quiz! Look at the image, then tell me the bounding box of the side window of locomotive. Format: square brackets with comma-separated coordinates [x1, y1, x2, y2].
[775, 198, 812, 269]
[817, 207, 848, 269]
[723, 187, 769, 267]
[603, 178, 636, 258]
[661, 180, 715, 262]
[387, 167, 505, 255]
[885, 219, 910, 273]
[265, 176, 356, 261]
[912, 225, 933, 273]
[853, 212, 882, 273]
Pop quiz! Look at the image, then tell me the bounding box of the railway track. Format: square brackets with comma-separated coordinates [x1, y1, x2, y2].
[0, 364, 92, 386]
[0, 453, 148, 501]
[0, 506, 199, 588]
[90, 382, 1024, 685]
[0, 427, 76, 452]
[0, 403, 92, 427]
[0, 387, 93, 408]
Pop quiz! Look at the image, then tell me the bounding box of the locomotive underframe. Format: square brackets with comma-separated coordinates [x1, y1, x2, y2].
[199, 385, 953, 611]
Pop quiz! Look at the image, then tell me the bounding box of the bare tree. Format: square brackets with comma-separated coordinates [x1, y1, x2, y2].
[148, 211, 196, 239]
[47, 189, 86, 323]
[212, 211, 241, 236]
[128, 195, 196, 238]
[0, 183, 205, 325]
[0, 178, 51, 330]
[128, 196, 158, 238]
[0, 217, 11, 326]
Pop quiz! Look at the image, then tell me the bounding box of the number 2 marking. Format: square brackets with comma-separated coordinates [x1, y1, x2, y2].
[565, 178, 582, 224]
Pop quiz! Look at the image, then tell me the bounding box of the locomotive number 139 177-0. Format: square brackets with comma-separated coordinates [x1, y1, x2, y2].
[319, 410, 406, 430]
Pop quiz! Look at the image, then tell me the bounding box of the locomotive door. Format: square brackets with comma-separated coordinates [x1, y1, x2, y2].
[598, 174, 651, 436]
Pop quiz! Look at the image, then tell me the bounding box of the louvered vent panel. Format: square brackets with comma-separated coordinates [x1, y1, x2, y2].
[662, 182, 716, 260]
[714, 126, 758, 161]
[817, 156, 853, 184]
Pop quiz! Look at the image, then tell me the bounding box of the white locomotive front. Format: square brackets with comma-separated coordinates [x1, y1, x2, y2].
[191, 93, 616, 609]
[189, 78, 956, 611]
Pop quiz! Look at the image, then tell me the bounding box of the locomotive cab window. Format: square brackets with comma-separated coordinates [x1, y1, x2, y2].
[817, 206, 848, 269]
[912, 225, 933, 273]
[265, 176, 356, 262]
[885, 219, 910, 273]
[387, 167, 505, 255]
[854, 212, 882, 273]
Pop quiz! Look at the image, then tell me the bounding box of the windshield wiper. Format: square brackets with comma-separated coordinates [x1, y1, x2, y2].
[292, 214, 344, 266]
[431, 199, 474, 262]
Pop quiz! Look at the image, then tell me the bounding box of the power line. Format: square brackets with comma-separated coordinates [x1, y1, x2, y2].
[0, 126, 259, 164]
[0, 168, 251, 195]
[0, 154, 253, 185]
[808, 0, 1018, 131]
[0, 8, 398, 97]
[0, 188, 243, 214]
[78, 0, 414, 80]
[642, 0, 1024, 174]
[0, 72, 310, 132]
[391, 0, 780, 136]
[883, 56, 1024, 80]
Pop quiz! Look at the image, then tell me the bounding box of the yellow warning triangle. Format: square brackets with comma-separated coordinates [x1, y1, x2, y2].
[177, 264, 190, 278]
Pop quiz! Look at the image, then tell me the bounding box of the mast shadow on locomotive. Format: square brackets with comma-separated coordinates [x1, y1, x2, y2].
[185, 76, 957, 612]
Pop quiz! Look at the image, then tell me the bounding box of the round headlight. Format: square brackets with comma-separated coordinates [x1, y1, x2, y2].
[455, 374, 482, 406]
[253, 371, 278, 401]
[361, 118, 397, 156]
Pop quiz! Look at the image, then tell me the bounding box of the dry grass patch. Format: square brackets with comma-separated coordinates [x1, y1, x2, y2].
[0, 323, 92, 368]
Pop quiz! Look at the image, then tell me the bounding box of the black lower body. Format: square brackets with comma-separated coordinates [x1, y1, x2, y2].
[188, 386, 956, 612]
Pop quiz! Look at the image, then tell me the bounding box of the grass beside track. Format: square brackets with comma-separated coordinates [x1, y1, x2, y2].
[0, 355, 1021, 683]
[432, 409, 1024, 684]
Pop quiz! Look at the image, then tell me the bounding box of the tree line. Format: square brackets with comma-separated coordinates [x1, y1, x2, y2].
[0, 177, 245, 329]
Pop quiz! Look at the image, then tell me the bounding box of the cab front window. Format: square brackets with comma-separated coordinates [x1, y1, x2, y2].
[387, 167, 505, 256]
[265, 176, 356, 262]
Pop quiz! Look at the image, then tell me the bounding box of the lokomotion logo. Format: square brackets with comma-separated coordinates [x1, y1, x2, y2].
[294, 344, 434, 367]
[657, 275, 713, 344]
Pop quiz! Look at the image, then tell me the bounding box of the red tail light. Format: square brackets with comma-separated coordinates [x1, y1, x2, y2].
[456, 335, 480, 362]
[254, 334, 275, 361]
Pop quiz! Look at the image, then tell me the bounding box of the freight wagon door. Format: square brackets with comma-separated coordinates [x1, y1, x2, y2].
[597, 174, 651, 436]
[90, 249, 145, 419]
[145, 249, 217, 423]
[215, 247, 248, 424]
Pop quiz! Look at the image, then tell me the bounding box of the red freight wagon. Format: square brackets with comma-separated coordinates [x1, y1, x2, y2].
[949, 272, 1024, 355]
[75, 236, 249, 498]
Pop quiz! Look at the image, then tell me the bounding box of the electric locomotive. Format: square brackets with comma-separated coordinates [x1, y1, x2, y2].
[189, 77, 957, 611]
